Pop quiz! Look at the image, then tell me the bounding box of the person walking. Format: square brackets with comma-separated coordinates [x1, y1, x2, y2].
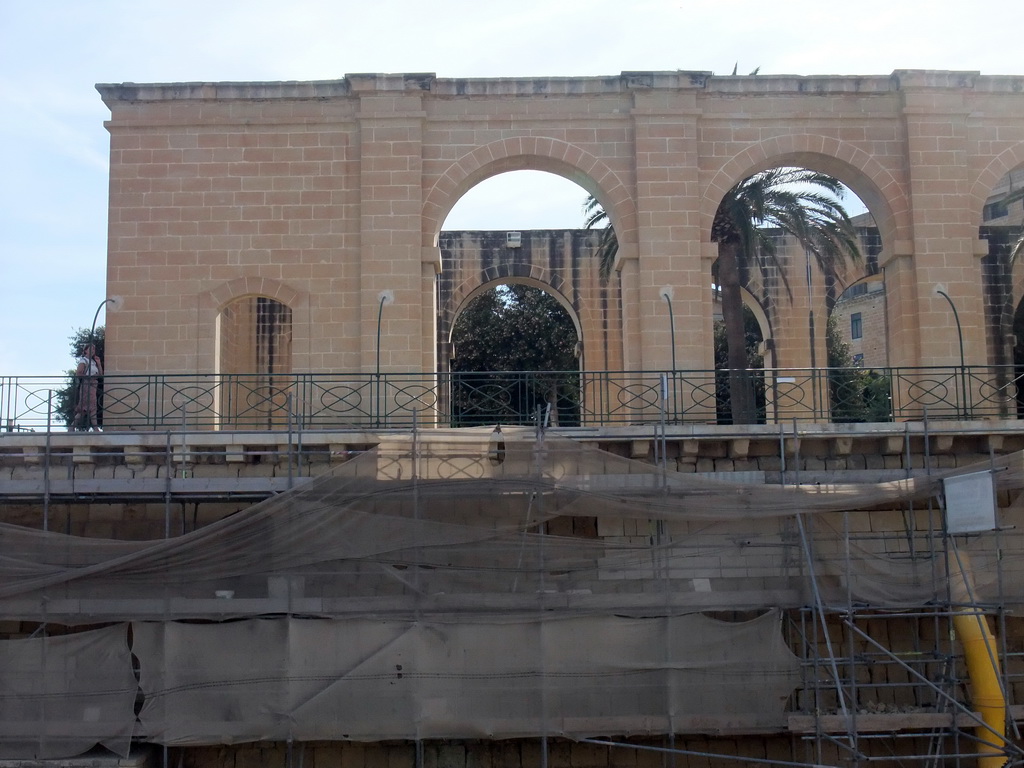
[73, 343, 103, 431]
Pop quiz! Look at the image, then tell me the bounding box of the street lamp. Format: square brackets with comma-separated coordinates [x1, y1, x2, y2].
[375, 290, 394, 378]
[660, 287, 677, 372]
[375, 290, 394, 427]
[660, 287, 677, 423]
[935, 287, 968, 419]
[89, 297, 119, 348]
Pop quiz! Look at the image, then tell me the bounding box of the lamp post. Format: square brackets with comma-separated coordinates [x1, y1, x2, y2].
[935, 288, 968, 419]
[89, 298, 114, 348]
[660, 287, 677, 422]
[375, 291, 393, 427]
[660, 287, 677, 372]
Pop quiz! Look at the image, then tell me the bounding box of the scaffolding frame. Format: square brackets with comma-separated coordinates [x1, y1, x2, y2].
[780, 416, 1024, 768]
[5, 412, 1024, 767]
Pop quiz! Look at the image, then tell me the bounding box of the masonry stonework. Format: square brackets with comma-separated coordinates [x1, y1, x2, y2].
[97, 71, 1024, 383]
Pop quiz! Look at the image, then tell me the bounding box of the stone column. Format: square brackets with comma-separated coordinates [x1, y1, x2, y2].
[630, 84, 705, 371]
[898, 71, 987, 368]
[352, 75, 431, 369]
[352, 74, 432, 424]
[878, 247, 917, 368]
[617, 243, 642, 372]
[893, 71, 990, 418]
[630, 79, 710, 421]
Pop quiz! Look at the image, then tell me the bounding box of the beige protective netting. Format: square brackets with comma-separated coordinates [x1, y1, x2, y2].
[3, 432, 1023, 614]
[132, 612, 798, 745]
[0, 625, 137, 759]
[2, 431, 1023, 756]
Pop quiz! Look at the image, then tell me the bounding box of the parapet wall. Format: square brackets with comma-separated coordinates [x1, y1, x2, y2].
[2, 422, 1020, 537]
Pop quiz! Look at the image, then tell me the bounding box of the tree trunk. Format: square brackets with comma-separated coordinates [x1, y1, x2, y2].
[718, 242, 758, 424]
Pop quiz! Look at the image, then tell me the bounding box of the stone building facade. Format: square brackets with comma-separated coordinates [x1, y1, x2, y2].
[96, 71, 1024, 389]
[831, 281, 888, 369]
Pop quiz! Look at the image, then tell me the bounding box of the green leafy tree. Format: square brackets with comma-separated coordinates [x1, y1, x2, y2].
[825, 314, 891, 423]
[585, 168, 861, 423]
[451, 285, 579, 426]
[55, 327, 105, 428]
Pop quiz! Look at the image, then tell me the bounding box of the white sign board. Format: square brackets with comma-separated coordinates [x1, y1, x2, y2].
[943, 470, 996, 534]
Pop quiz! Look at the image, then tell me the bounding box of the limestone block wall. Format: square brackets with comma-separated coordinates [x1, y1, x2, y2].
[831, 287, 888, 369]
[101, 87, 358, 375]
[97, 71, 1024, 382]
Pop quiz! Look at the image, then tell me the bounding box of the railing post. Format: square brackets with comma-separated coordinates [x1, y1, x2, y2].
[150, 374, 158, 430]
[961, 363, 971, 420]
[287, 392, 294, 490]
[43, 390, 52, 531]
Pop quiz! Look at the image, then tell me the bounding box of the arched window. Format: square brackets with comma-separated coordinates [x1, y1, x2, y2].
[217, 296, 293, 428]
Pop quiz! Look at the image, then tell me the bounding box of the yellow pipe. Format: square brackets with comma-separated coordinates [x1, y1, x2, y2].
[948, 551, 1007, 768]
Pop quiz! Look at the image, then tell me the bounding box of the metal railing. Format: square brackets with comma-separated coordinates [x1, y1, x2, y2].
[2, 365, 1023, 432]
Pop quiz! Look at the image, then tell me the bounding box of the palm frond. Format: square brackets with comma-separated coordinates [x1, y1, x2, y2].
[583, 194, 618, 285]
[713, 168, 861, 265]
[1012, 229, 1024, 263]
[582, 195, 605, 221]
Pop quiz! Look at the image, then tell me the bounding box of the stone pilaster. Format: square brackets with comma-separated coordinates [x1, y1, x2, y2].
[897, 71, 987, 367]
[352, 74, 432, 374]
[630, 85, 706, 371]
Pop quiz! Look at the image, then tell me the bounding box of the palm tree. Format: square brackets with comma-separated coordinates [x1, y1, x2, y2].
[582, 196, 618, 285]
[585, 168, 862, 424]
[713, 168, 861, 423]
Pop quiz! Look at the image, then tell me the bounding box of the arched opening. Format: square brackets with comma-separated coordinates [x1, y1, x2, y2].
[436, 168, 619, 426]
[707, 165, 882, 424]
[449, 282, 581, 427]
[216, 295, 293, 428]
[978, 166, 1024, 413]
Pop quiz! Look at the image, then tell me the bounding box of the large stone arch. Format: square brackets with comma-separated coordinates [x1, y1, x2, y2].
[206, 276, 304, 313]
[970, 148, 1024, 372]
[701, 136, 909, 252]
[422, 137, 638, 259]
[970, 144, 1024, 226]
[700, 139, 909, 371]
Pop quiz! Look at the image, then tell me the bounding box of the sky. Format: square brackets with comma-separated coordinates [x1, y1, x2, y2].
[2, 0, 1024, 378]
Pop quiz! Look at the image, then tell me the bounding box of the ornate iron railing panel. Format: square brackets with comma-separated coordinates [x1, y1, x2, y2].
[2, 367, 1022, 433]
